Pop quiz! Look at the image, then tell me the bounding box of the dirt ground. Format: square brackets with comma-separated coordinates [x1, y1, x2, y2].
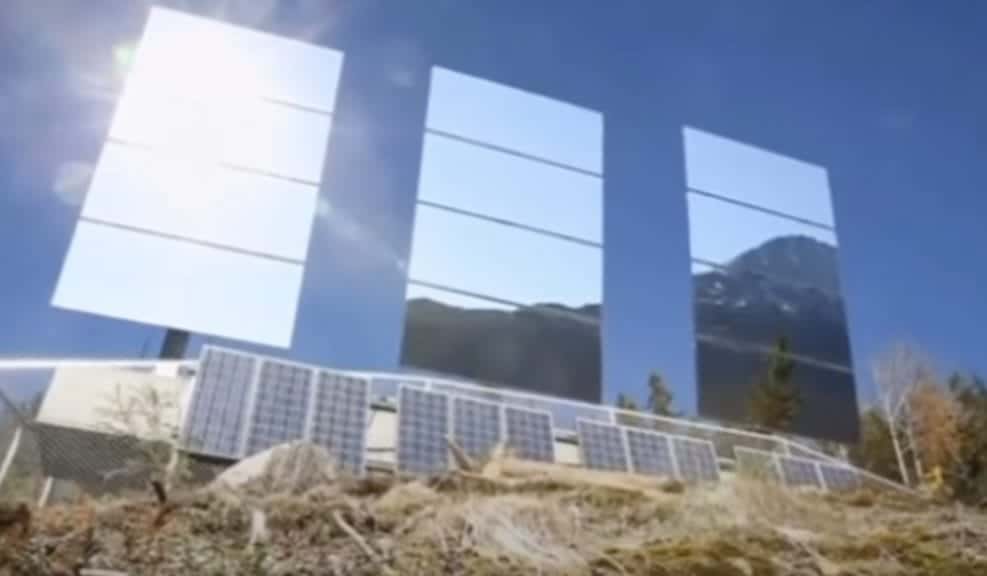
[2, 454, 986, 575]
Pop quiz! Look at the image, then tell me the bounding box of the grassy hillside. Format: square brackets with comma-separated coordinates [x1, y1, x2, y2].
[1, 453, 984, 575]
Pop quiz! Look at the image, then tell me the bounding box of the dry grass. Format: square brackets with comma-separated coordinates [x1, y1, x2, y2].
[1, 457, 986, 575]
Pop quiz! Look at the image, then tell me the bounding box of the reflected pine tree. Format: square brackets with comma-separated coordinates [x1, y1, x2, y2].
[748, 336, 800, 432]
[647, 372, 679, 417]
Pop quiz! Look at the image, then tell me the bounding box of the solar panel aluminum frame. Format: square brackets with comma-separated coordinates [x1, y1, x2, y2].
[576, 418, 631, 472]
[302, 368, 321, 439]
[243, 359, 316, 457]
[733, 446, 783, 482]
[237, 357, 263, 458]
[817, 463, 860, 492]
[777, 454, 825, 489]
[450, 394, 504, 461]
[503, 404, 557, 462]
[668, 434, 721, 483]
[181, 346, 259, 460]
[621, 426, 680, 480]
[308, 369, 373, 477]
[396, 384, 452, 476]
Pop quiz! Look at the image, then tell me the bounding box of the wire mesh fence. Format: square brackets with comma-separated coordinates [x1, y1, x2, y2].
[0, 363, 198, 506]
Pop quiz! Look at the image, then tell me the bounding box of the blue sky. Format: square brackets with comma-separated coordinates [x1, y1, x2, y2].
[1, 0, 986, 415]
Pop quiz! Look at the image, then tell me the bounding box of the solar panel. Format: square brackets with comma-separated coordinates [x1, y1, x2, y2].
[504, 406, 555, 462]
[670, 436, 720, 483]
[309, 371, 370, 475]
[245, 360, 313, 455]
[778, 456, 823, 488]
[734, 447, 781, 483]
[397, 387, 450, 475]
[184, 347, 255, 458]
[818, 463, 860, 491]
[625, 428, 677, 478]
[577, 419, 628, 472]
[451, 396, 502, 460]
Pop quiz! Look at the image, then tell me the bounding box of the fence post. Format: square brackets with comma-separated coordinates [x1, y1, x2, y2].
[37, 476, 54, 508]
[0, 426, 23, 492]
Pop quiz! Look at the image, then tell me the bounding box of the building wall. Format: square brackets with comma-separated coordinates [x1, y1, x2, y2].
[37, 366, 189, 440]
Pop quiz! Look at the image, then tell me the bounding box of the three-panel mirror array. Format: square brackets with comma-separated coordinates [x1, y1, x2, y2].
[48, 7, 861, 444]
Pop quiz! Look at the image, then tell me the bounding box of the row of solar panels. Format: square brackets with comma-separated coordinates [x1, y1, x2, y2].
[577, 420, 861, 491]
[184, 347, 861, 490]
[184, 347, 562, 476]
[578, 419, 721, 482]
[397, 387, 555, 475]
[734, 446, 861, 491]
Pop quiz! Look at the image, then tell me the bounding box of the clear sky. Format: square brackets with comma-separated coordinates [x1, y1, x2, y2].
[1, 0, 986, 415]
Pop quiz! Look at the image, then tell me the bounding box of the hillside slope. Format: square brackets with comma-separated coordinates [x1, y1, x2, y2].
[2, 459, 984, 575]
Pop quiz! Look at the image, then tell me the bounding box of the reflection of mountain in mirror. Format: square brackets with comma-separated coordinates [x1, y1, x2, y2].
[401, 67, 604, 401]
[402, 284, 601, 402]
[683, 126, 857, 442]
[693, 235, 851, 368]
[687, 192, 837, 270]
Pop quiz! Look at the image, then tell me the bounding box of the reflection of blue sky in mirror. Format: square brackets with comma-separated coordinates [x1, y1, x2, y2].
[408, 204, 601, 307]
[427, 67, 603, 173]
[53, 221, 304, 347]
[52, 7, 342, 349]
[684, 127, 833, 227]
[409, 66, 603, 310]
[83, 143, 319, 261]
[687, 192, 837, 267]
[418, 133, 602, 243]
[129, 7, 343, 112]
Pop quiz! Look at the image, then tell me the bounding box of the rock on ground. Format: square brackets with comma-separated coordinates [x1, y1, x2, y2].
[213, 441, 337, 495]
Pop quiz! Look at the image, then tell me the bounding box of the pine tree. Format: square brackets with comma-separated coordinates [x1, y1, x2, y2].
[615, 393, 640, 411]
[646, 372, 679, 417]
[748, 336, 800, 431]
[949, 373, 987, 505]
[849, 408, 904, 483]
[615, 393, 649, 427]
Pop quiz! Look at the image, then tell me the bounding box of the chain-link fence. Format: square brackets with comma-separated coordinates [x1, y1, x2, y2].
[0, 362, 202, 506]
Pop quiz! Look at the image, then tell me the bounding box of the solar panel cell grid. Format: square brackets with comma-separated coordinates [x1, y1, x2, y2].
[504, 406, 555, 462]
[245, 361, 313, 455]
[577, 420, 628, 472]
[452, 396, 502, 460]
[397, 387, 450, 475]
[819, 464, 860, 491]
[671, 436, 720, 483]
[185, 348, 255, 457]
[310, 371, 370, 475]
[778, 456, 823, 488]
[625, 428, 677, 478]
